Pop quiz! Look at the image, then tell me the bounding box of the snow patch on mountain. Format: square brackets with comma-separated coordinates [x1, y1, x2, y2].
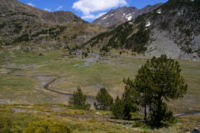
[126, 15, 132, 21]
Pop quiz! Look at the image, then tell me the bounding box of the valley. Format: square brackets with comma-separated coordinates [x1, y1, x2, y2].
[0, 49, 199, 113]
[0, 49, 199, 132]
[0, 0, 200, 132]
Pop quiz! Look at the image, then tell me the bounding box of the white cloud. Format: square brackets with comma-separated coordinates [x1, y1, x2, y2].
[82, 12, 106, 19]
[56, 5, 63, 11]
[27, 3, 35, 7]
[44, 8, 51, 12]
[73, 0, 127, 15]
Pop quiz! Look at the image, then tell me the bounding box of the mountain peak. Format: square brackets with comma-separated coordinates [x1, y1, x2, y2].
[93, 3, 162, 28]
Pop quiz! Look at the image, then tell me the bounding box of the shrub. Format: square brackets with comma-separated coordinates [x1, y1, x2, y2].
[112, 86, 139, 120]
[95, 88, 113, 110]
[0, 116, 12, 133]
[14, 34, 30, 43]
[23, 120, 71, 133]
[100, 46, 110, 53]
[69, 87, 90, 110]
[112, 96, 124, 119]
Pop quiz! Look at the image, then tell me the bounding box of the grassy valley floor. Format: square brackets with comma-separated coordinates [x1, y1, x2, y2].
[0, 49, 199, 132]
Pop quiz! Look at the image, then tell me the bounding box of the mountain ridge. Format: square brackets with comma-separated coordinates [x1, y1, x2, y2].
[93, 4, 162, 28]
[0, 0, 105, 50]
[86, 0, 200, 60]
[0, 0, 85, 25]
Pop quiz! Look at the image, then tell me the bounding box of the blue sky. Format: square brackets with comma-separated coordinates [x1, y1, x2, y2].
[19, 0, 168, 22]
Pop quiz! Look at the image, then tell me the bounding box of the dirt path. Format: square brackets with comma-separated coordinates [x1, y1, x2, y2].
[43, 78, 96, 105]
[174, 111, 200, 117]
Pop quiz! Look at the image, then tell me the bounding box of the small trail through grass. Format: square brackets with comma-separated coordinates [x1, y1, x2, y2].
[174, 111, 200, 117]
[43, 77, 97, 105]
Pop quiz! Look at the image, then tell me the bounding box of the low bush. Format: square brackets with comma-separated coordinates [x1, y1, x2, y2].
[23, 120, 71, 133]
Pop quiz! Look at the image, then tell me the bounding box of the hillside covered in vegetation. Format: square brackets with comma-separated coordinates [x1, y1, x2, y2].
[0, 0, 105, 51]
[85, 0, 200, 60]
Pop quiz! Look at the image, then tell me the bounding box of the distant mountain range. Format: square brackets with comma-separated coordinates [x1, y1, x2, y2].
[0, 0, 200, 60]
[86, 0, 200, 60]
[93, 4, 162, 28]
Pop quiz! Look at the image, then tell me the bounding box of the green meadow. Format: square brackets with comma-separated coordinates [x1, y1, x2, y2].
[0, 49, 199, 112]
[0, 49, 199, 132]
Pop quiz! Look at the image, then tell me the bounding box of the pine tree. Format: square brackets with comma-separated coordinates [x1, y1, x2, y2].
[134, 55, 187, 127]
[133, 64, 154, 121]
[112, 96, 124, 119]
[122, 78, 139, 120]
[69, 87, 90, 110]
[95, 88, 113, 110]
[111, 86, 139, 120]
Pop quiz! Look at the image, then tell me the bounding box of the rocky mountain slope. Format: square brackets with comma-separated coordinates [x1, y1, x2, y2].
[93, 4, 162, 28]
[0, 0, 104, 50]
[86, 0, 200, 60]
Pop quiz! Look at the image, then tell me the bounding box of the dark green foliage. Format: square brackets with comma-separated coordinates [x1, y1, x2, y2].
[84, 31, 109, 47]
[160, 21, 169, 30]
[23, 120, 71, 133]
[133, 55, 187, 127]
[135, 14, 146, 24]
[32, 29, 48, 37]
[182, 28, 192, 36]
[13, 23, 23, 34]
[49, 26, 66, 38]
[85, 22, 132, 48]
[0, 116, 12, 133]
[83, 52, 88, 58]
[100, 46, 110, 53]
[122, 79, 139, 120]
[182, 47, 193, 54]
[149, 99, 176, 127]
[127, 23, 149, 53]
[86, 21, 149, 54]
[32, 26, 66, 39]
[164, 0, 194, 9]
[0, 23, 6, 29]
[106, 22, 133, 49]
[112, 96, 124, 119]
[112, 82, 139, 120]
[194, 0, 200, 10]
[95, 88, 113, 110]
[175, 18, 186, 28]
[14, 34, 30, 43]
[69, 87, 90, 110]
